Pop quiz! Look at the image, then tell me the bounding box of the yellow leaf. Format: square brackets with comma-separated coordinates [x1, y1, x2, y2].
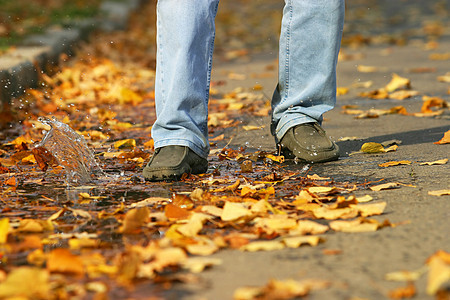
[289, 220, 329, 235]
[385, 267, 427, 281]
[234, 286, 263, 300]
[388, 283, 416, 299]
[353, 202, 387, 217]
[255, 217, 297, 231]
[0, 218, 9, 244]
[419, 159, 448, 165]
[283, 236, 322, 248]
[221, 202, 251, 222]
[114, 139, 136, 149]
[361, 142, 386, 153]
[0, 267, 49, 299]
[119, 87, 143, 105]
[120, 207, 150, 234]
[242, 125, 262, 131]
[370, 182, 400, 191]
[266, 154, 285, 163]
[312, 207, 358, 220]
[176, 214, 205, 237]
[428, 190, 450, 196]
[336, 87, 349, 96]
[47, 248, 84, 274]
[434, 130, 450, 145]
[186, 243, 219, 256]
[308, 186, 335, 194]
[427, 251, 450, 295]
[356, 195, 373, 203]
[330, 219, 380, 232]
[182, 257, 222, 273]
[357, 65, 379, 73]
[240, 240, 285, 252]
[385, 73, 411, 92]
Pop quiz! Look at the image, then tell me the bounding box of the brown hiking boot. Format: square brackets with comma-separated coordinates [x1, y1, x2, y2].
[279, 123, 339, 163]
[143, 146, 208, 181]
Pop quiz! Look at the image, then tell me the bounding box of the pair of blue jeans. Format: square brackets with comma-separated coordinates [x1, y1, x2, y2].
[151, 0, 345, 159]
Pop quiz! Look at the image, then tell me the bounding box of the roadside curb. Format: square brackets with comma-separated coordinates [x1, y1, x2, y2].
[0, 0, 143, 109]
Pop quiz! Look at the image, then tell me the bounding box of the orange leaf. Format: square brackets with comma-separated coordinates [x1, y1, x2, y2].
[47, 248, 84, 275]
[388, 283, 416, 299]
[378, 160, 412, 168]
[120, 207, 150, 234]
[165, 203, 191, 220]
[434, 130, 450, 144]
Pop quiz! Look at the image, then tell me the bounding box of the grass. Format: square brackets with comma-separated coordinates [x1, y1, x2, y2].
[0, 0, 103, 52]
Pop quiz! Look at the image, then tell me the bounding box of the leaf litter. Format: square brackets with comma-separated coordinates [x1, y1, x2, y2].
[0, 1, 449, 299]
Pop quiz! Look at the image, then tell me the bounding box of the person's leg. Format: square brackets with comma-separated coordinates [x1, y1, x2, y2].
[272, 0, 345, 162]
[144, 0, 219, 181]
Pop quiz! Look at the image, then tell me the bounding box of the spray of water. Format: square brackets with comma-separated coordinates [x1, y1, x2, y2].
[36, 116, 102, 185]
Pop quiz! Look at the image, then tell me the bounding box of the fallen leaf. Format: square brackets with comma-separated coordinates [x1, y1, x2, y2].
[434, 130, 450, 144]
[385, 267, 427, 281]
[388, 283, 416, 299]
[370, 182, 400, 191]
[240, 240, 285, 252]
[47, 248, 84, 275]
[114, 139, 136, 149]
[360, 142, 386, 153]
[221, 202, 251, 222]
[428, 190, 450, 196]
[289, 220, 329, 235]
[185, 243, 219, 256]
[242, 125, 263, 131]
[165, 203, 191, 220]
[427, 251, 450, 295]
[379, 160, 412, 168]
[385, 73, 411, 92]
[357, 65, 379, 73]
[354, 202, 387, 217]
[419, 159, 448, 166]
[282, 236, 322, 248]
[330, 218, 380, 232]
[0, 218, 9, 244]
[120, 207, 150, 234]
[0, 267, 49, 299]
[182, 257, 222, 273]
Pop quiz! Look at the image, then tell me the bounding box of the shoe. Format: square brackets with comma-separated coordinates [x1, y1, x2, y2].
[143, 146, 208, 181]
[279, 123, 339, 163]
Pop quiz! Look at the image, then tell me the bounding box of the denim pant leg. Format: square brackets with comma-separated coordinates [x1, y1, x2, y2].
[151, 0, 220, 158]
[271, 0, 345, 143]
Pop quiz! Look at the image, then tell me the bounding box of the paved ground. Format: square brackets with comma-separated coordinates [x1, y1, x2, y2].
[161, 1, 450, 299]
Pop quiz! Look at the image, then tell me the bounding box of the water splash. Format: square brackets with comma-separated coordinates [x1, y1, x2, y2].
[36, 116, 102, 185]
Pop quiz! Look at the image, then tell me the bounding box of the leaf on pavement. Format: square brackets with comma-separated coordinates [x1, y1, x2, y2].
[182, 257, 222, 273]
[282, 236, 322, 248]
[379, 160, 412, 168]
[419, 159, 448, 165]
[434, 130, 450, 144]
[240, 240, 285, 252]
[428, 190, 450, 196]
[385, 73, 411, 93]
[329, 218, 381, 233]
[289, 220, 329, 236]
[370, 182, 400, 191]
[114, 139, 136, 149]
[385, 267, 427, 281]
[388, 283, 416, 299]
[221, 202, 251, 222]
[426, 250, 450, 295]
[120, 207, 150, 234]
